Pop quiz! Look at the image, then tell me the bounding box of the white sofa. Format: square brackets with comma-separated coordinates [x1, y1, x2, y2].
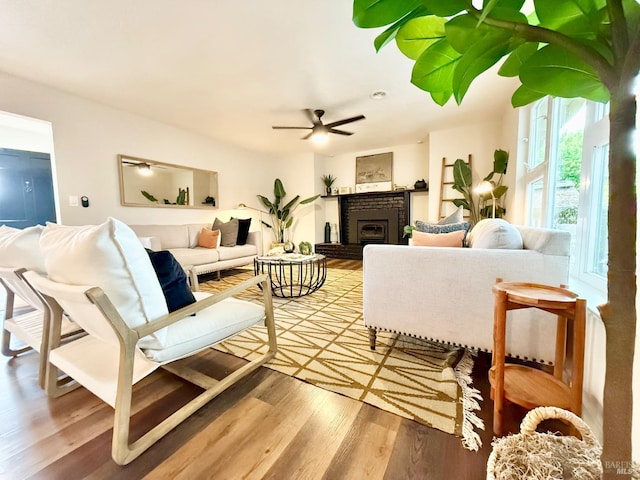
[129, 224, 261, 277]
[363, 225, 571, 364]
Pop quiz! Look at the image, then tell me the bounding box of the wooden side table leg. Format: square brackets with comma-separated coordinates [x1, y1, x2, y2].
[571, 298, 587, 417]
[493, 289, 508, 436]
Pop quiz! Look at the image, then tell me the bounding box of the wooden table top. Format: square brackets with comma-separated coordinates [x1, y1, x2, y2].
[493, 282, 579, 307]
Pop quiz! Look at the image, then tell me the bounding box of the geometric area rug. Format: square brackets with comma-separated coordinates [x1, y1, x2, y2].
[199, 262, 484, 450]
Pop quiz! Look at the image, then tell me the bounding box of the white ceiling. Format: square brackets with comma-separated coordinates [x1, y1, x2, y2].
[0, 0, 519, 155]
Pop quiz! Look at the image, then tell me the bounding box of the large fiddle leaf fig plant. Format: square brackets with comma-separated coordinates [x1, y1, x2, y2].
[257, 178, 320, 243]
[353, 0, 639, 476]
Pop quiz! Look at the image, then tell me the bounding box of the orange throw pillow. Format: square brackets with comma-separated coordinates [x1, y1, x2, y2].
[198, 228, 220, 249]
[412, 229, 465, 247]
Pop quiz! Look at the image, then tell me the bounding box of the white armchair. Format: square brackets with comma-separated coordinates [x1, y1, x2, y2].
[0, 225, 82, 388]
[24, 218, 277, 465]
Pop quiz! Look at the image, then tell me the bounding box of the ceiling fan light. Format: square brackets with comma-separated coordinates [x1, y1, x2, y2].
[311, 125, 329, 145]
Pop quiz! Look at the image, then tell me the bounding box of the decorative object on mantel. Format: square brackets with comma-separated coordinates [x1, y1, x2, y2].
[324, 222, 331, 243]
[257, 178, 320, 243]
[414, 178, 428, 190]
[321, 174, 337, 195]
[339, 186, 352, 194]
[355, 152, 393, 193]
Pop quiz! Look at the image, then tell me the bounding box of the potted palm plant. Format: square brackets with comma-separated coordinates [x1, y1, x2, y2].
[321, 174, 337, 195]
[257, 178, 320, 246]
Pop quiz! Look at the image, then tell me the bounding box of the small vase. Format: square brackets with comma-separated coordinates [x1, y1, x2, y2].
[284, 240, 295, 253]
[326, 186, 332, 195]
[324, 222, 331, 243]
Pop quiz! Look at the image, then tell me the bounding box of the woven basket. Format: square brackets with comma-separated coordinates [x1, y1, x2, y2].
[486, 406, 602, 480]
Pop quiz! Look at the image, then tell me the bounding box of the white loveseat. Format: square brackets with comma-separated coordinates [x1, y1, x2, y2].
[129, 224, 261, 277]
[363, 225, 571, 364]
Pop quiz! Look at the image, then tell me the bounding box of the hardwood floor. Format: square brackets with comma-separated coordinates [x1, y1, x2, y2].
[1, 260, 531, 480]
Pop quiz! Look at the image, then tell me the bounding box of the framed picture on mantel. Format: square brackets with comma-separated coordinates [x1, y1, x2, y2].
[355, 152, 393, 193]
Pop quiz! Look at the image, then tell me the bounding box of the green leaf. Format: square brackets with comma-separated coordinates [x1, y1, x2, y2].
[511, 84, 546, 107]
[353, 0, 422, 28]
[300, 194, 320, 204]
[421, 0, 467, 16]
[452, 198, 470, 210]
[282, 195, 300, 213]
[274, 178, 286, 199]
[446, 10, 525, 54]
[257, 194, 274, 211]
[493, 185, 509, 199]
[534, 0, 606, 39]
[396, 16, 446, 60]
[374, 5, 430, 52]
[484, 0, 525, 8]
[519, 44, 610, 102]
[493, 149, 509, 174]
[498, 42, 538, 77]
[430, 90, 453, 105]
[483, 172, 495, 181]
[452, 35, 515, 104]
[411, 39, 461, 96]
[452, 158, 472, 191]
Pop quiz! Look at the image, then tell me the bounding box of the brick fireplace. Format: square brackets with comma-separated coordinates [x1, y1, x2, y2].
[316, 190, 411, 259]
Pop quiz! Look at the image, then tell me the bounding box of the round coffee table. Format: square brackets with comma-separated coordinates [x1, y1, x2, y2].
[254, 254, 327, 297]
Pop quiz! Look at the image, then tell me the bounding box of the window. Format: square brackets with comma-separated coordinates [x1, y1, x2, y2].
[523, 97, 608, 294]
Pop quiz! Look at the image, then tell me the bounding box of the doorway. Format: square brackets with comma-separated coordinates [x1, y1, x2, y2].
[0, 147, 56, 228]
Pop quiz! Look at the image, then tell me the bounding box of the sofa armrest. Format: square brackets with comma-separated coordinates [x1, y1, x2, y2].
[363, 244, 569, 362]
[246, 231, 263, 256]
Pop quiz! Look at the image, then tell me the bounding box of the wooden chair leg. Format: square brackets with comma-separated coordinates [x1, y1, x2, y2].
[112, 276, 278, 465]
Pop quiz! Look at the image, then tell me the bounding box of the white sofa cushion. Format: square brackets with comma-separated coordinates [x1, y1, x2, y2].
[129, 224, 190, 250]
[170, 247, 219, 266]
[467, 219, 523, 249]
[217, 244, 258, 261]
[144, 291, 265, 362]
[39, 218, 169, 348]
[0, 224, 46, 273]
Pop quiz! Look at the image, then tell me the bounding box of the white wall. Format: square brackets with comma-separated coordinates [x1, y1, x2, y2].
[316, 142, 429, 241]
[428, 120, 507, 222]
[0, 71, 276, 227]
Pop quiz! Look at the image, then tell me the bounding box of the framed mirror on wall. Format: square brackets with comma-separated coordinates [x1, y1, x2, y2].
[117, 154, 219, 209]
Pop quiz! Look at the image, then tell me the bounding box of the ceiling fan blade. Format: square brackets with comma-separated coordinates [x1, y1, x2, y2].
[324, 114, 365, 129]
[303, 108, 317, 124]
[302, 131, 314, 140]
[328, 128, 354, 136]
[272, 126, 313, 130]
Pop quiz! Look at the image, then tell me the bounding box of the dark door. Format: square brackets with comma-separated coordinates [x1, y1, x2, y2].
[0, 148, 56, 228]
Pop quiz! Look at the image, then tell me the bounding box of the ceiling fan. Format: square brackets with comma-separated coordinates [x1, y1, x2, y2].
[272, 109, 365, 142]
[121, 159, 167, 176]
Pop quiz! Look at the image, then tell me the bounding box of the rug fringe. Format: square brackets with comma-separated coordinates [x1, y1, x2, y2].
[455, 349, 485, 451]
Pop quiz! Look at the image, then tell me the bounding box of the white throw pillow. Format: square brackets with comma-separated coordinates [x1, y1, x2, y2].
[39, 218, 169, 348]
[467, 219, 523, 249]
[0, 224, 47, 273]
[437, 206, 464, 225]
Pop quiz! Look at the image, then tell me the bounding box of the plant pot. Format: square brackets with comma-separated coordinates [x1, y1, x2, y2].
[325, 186, 332, 195]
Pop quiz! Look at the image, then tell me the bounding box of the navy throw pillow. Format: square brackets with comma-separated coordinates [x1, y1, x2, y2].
[145, 249, 196, 312]
[235, 218, 252, 245]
